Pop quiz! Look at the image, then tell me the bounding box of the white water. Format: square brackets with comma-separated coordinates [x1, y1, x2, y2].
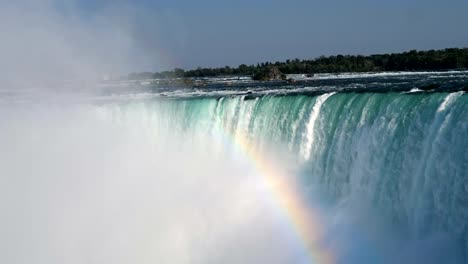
[301, 92, 336, 160]
[298, 70, 468, 80]
[437, 91, 464, 112]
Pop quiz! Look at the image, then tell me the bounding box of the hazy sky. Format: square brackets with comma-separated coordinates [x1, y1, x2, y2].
[3, 0, 468, 75]
[72, 0, 468, 70]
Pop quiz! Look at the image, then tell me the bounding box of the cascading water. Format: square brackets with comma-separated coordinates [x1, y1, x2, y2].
[1, 71, 467, 264]
[181, 92, 468, 262]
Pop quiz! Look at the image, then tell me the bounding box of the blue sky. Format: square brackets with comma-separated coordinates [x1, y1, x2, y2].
[52, 0, 468, 71]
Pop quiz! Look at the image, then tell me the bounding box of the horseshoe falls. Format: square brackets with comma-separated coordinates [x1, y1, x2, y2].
[0, 72, 467, 264]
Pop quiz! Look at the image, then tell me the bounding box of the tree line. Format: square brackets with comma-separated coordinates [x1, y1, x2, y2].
[127, 48, 468, 80]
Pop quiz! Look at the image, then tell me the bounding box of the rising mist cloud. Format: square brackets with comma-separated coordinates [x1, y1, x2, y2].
[0, 0, 187, 88]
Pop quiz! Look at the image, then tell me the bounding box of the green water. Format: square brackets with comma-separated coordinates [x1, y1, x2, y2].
[102, 91, 467, 262]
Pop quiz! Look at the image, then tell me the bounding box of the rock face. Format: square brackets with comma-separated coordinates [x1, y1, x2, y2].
[252, 66, 286, 81]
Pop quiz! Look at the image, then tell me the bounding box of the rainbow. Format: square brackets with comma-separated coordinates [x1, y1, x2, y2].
[214, 122, 335, 264]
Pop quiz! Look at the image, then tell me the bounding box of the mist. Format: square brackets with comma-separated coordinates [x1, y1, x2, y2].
[0, 0, 186, 90]
[1, 97, 462, 264]
[0, 2, 304, 262]
[0, 100, 311, 264]
[0, 2, 307, 263]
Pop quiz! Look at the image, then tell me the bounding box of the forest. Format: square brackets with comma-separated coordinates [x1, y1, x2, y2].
[127, 48, 468, 80]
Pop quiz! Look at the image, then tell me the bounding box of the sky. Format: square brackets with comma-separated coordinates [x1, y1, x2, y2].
[2, 0, 468, 78]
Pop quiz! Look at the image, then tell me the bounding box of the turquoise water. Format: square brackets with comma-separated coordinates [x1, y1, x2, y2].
[1, 71, 467, 263]
[95, 91, 467, 262]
